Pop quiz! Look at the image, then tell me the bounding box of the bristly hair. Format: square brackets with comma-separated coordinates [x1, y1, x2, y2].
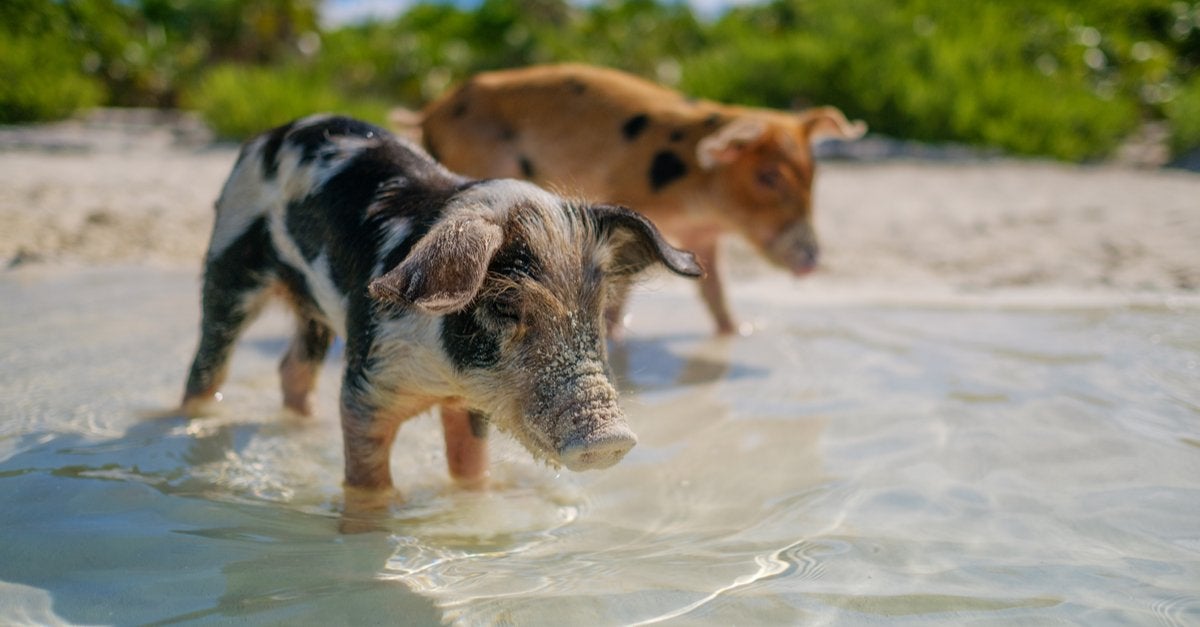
[495, 199, 607, 315]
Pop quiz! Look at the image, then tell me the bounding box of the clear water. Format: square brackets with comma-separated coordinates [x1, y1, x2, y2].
[2, 267, 1198, 625]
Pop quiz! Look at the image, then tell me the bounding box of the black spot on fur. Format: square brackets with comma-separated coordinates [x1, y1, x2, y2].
[435, 213, 543, 372]
[468, 410, 490, 438]
[205, 217, 275, 298]
[441, 306, 501, 370]
[566, 78, 587, 95]
[186, 216, 278, 397]
[373, 189, 454, 279]
[500, 126, 516, 142]
[452, 100, 468, 118]
[260, 121, 295, 180]
[288, 116, 383, 166]
[704, 113, 722, 128]
[232, 139, 254, 169]
[294, 317, 334, 363]
[284, 199, 324, 263]
[649, 151, 688, 191]
[286, 119, 465, 296]
[275, 260, 319, 314]
[519, 156, 535, 178]
[622, 114, 649, 141]
[669, 129, 685, 142]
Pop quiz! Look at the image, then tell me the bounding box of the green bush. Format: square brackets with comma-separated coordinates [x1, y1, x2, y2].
[1165, 78, 1200, 157]
[182, 64, 389, 139]
[6, 0, 1196, 161]
[680, 0, 1143, 161]
[0, 34, 104, 123]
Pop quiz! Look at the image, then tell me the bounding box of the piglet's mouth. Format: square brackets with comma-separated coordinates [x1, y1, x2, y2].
[790, 262, 817, 278]
[764, 252, 817, 278]
[762, 242, 819, 278]
[762, 220, 819, 278]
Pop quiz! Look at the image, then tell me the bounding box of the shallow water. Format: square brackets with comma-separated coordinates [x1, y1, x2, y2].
[2, 267, 1198, 625]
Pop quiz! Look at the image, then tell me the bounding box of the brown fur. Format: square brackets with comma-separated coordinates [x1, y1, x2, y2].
[416, 63, 865, 334]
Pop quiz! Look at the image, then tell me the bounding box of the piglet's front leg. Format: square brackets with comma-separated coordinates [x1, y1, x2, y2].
[684, 235, 738, 336]
[340, 393, 435, 491]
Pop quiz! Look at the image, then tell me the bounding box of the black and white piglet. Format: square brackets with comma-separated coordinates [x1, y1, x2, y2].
[181, 115, 702, 490]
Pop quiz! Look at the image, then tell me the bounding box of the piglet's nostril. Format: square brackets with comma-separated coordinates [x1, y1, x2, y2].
[557, 426, 637, 471]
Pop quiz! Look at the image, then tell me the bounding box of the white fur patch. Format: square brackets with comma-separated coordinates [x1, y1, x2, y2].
[373, 217, 413, 278]
[364, 314, 456, 406]
[210, 117, 377, 261]
[208, 136, 273, 260]
[450, 179, 564, 222]
[265, 200, 349, 336]
[310, 252, 348, 334]
[266, 121, 378, 204]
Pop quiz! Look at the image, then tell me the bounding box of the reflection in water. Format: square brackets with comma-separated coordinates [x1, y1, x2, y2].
[374, 325, 832, 625]
[609, 330, 757, 392]
[2, 269, 1199, 624]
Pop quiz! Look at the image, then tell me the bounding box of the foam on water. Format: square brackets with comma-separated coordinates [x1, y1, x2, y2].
[2, 267, 1198, 625]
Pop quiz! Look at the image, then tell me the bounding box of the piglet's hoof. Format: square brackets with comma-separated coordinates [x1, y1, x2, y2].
[179, 392, 223, 417]
[339, 486, 397, 534]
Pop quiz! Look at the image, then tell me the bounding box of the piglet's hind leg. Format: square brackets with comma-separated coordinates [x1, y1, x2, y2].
[441, 406, 490, 487]
[183, 219, 276, 413]
[279, 316, 333, 416]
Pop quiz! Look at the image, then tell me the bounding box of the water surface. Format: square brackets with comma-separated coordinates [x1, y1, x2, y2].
[2, 267, 1198, 625]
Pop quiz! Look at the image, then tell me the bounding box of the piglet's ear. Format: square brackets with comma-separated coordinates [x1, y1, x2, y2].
[591, 204, 703, 279]
[696, 118, 767, 170]
[798, 106, 867, 141]
[369, 215, 503, 314]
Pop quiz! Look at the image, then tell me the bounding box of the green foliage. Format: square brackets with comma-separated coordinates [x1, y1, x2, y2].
[312, 0, 706, 106]
[0, 0, 106, 122]
[0, 33, 104, 123]
[1165, 78, 1200, 156]
[680, 0, 1166, 160]
[181, 64, 388, 139]
[5, 0, 1198, 159]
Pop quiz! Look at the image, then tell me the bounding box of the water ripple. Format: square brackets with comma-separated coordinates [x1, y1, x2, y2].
[1152, 594, 1200, 627]
[628, 535, 839, 625]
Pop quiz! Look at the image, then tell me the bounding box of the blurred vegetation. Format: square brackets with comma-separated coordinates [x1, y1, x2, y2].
[1165, 75, 1200, 155]
[2, 0, 1198, 161]
[180, 65, 390, 138]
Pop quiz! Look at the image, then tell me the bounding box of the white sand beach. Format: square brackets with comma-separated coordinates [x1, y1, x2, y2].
[3, 110, 1198, 300]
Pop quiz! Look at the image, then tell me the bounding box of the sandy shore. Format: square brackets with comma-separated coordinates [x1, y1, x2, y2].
[3, 110, 1198, 297]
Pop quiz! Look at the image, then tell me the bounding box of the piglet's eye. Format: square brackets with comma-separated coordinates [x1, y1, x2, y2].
[488, 295, 521, 323]
[756, 167, 784, 190]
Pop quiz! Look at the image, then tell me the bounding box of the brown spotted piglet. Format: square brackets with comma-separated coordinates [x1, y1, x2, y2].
[417, 63, 866, 335]
[181, 115, 701, 494]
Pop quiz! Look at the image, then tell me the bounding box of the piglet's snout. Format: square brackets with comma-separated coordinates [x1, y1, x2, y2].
[557, 419, 638, 471]
[767, 220, 819, 275]
[531, 344, 637, 471]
